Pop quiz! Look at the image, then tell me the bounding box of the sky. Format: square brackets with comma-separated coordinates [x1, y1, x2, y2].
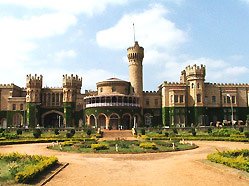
[1, 0, 249, 92]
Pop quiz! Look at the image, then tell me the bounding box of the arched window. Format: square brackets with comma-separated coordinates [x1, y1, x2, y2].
[197, 83, 200, 88]
[197, 94, 201, 103]
[191, 83, 194, 89]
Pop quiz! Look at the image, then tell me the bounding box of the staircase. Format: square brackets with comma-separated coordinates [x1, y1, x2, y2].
[102, 130, 135, 140]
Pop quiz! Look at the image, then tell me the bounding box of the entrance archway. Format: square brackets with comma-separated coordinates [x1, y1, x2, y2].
[98, 114, 106, 129]
[0, 118, 7, 129]
[89, 115, 96, 128]
[42, 111, 63, 128]
[12, 113, 23, 127]
[109, 114, 119, 130]
[122, 114, 131, 129]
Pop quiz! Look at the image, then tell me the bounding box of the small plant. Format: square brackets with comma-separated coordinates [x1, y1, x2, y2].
[33, 129, 41, 138]
[158, 130, 162, 134]
[0, 128, 4, 133]
[86, 129, 92, 136]
[140, 128, 145, 135]
[172, 128, 178, 134]
[207, 127, 212, 134]
[16, 129, 22, 135]
[191, 128, 196, 136]
[91, 144, 108, 150]
[239, 127, 244, 133]
[66, 132, 73, 138]
[139, 142, 157, 150]
[164, 132, 169, 137]
[70, 129, 76, 135]
[244, 131, 249, 138]
[54, 129, 60, 135]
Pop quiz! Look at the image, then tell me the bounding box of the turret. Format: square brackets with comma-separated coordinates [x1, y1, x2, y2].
[185, 64, 206, 106]
[127, 41, 144, 98]
[26, 74, 43, 103]
[62, 74, 82, 102]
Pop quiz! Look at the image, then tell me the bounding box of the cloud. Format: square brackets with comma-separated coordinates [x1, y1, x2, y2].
[53, 49, 77, 62]
[96, 4, 187, 51]
[0, 0, 128, 16]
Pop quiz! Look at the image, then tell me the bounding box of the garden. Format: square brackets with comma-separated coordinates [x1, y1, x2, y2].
[0, 152, 58, 185]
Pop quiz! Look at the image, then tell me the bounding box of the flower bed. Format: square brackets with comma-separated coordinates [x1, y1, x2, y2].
[207, 149, 249, 172]
[0, 152, 58, 184]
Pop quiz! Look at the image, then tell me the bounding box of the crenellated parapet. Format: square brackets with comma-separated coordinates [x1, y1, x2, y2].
[185, 64, 206, 81]
[205, 82, 249, 88]
[26, 74, 43, 88]
[63, 74, 82, 89]
[127, 41, 144, 62]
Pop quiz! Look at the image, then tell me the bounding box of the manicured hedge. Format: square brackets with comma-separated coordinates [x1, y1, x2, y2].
[91, 144, 108, 150]
[139, 142, 157, 150]
[207, 149, 249, 173]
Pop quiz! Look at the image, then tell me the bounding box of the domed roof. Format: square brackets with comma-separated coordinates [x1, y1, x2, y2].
[96, 77, 130, 87]
[105, 77, 127, 82]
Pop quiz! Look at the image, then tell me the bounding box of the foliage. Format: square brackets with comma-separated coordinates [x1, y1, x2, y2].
[207, 149, 249, 173]
[54, 129, 60, 135]
[191, 128, 196, 136]
[140, 129, 145, 135]
[16, 129, 22, 135]
[244, 131, 249, 138]
[172, 128, 178, 134]
[70, 129, 76, 135]
[0, 152, 58, 183]
[0, 128, 4, 133]
[164, 132, 169, 137]
[66, 132, 73, 138]
[91, 144, 109, 150]
[33, 129, 41, 138]
[239, 127, 244, 133]
[211, 128, 240, 137]
[207, 127, 212, 134]
[86, 129, 92, 136]
[139, 142, 157, 150]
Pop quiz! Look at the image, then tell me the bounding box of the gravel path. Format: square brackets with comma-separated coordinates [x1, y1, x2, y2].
[0, 141, 249, 186]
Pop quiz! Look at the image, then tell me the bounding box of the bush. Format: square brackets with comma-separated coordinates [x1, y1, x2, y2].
[212, 128, 240, 137]
[139, 142, 157, 150]
[207, 127, 212, 134]
[70, 129, 76, 135]
[244, 131, 249, 138]
[158, 130, 162, 134]
[91, 144, 108, 150]
[172, 128, 178, 134]
[0, 128, 5, 133]
[66, 132, 73, 138]
[191, 128, 196, 136]
[54, 129, 60, 135]
[86, 129, 92, 136]
[141, 129, 145, 135]
[164, 132, 169, 137]
[16, 129, 22, 135]
[239, 127, 244, 133]
[33, 129, 41, 138]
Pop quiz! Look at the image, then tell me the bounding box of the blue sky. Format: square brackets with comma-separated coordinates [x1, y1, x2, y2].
[1, 0, 249, 91]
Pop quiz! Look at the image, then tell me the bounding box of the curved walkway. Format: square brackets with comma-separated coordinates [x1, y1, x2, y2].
[0, 141, 249, 186]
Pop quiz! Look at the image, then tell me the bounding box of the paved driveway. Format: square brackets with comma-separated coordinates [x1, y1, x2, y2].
[0, 141, 249, 186]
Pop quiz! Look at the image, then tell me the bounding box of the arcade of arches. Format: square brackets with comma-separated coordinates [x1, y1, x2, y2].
[86, 113, 139, 129]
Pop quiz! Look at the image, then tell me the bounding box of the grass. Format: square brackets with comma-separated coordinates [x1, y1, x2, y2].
[48, 140, 198, 154]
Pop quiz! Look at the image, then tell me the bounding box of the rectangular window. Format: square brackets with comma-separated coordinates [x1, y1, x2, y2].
[174, 95, 178, 103]
[20, 104, 23, 110]
[227, 96, 231, 104]
[180, 95, 184, 103]
[223, 96, 226, 104]
[197, 94, 201, 103]
[212, 96, 216, 104]
[232, 96, 236, 104]
[146, 99, 150, 106]
[12, 104, 16, 110]
[154, 99, 158, 106]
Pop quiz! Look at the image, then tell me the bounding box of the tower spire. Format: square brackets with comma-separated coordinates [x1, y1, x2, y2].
[133, 23, 136, 43]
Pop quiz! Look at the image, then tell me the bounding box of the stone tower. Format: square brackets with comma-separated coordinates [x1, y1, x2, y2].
[127, 41, 144, 98]
[185, 64, 206, 107]
[26, 74, 43, 127]
[26, 74, 43, 103]
[62, 74, 82, 127]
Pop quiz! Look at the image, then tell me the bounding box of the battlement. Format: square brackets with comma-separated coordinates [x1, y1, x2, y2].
[162, 81, 187, 86]
[63, 74, 82, 88]
[0, 83, 15, 89]
[185, 64, 206, 80]
[205, 82, 249, 87]
[127, 41, 144, 61]
[26, 74, 43, 88]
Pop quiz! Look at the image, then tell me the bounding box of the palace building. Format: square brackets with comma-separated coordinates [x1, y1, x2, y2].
[0, 41, 249, 129]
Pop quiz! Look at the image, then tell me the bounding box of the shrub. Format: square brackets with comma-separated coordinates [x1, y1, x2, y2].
[164, 132, 169, 137]
[66, 132, 73, 138]
[172, 128, 178, 134]
[141, 128, 145, 135]
[139, 142, 157, 150]
[33, 129, 41, 138]
[86, 129, 92, 136]
[54, 129, 60, 135]
[16, 129, 22, 135]
[191, 128, 196, 136]
[207, 127, 212, 134]
[158, 130, 162, 134]
[244, 131, 249, 138]
[91, 143, 108, 150]
[239, 127, 244, 133]
[70, 129, 76, 135]
[0, 128, 5, 133]
[212, 128, 240, 137]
